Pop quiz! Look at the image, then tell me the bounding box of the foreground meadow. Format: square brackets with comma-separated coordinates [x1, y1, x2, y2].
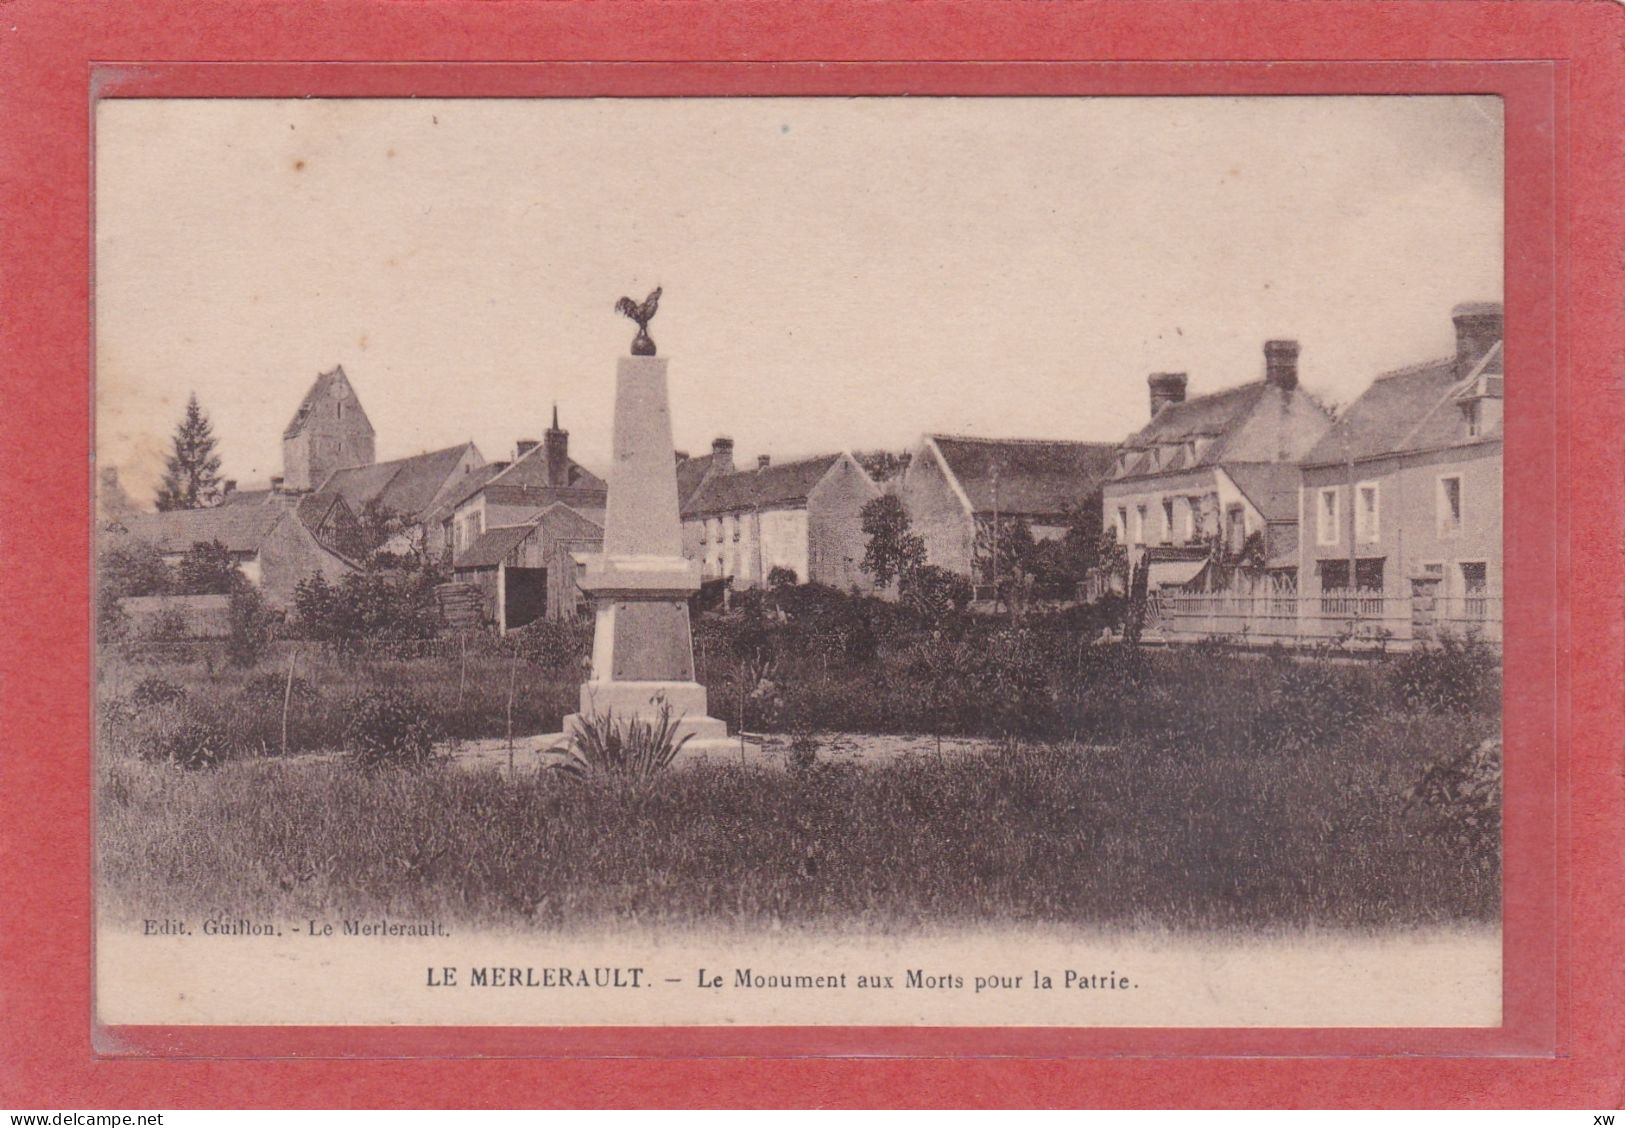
[96, 588, 1502, 934]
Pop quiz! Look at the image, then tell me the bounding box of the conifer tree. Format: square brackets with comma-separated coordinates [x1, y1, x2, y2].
[155, 393, 223, 510]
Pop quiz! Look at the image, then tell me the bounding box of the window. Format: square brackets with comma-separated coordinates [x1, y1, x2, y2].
[1317, 559, 1350, 592]
[1437, 475, 1463, 537]
[1116, 507, 1128, 543]
[1465, 400, 1482, 437]
[1134, 505, 1146, 545]
[1317, 487, 1339, 546]
[1355, 557, 1385, 592]
[1161, 499, 1175, 544]
[1356, 481, 1379, 543]
[1461, 561, 1488, 618]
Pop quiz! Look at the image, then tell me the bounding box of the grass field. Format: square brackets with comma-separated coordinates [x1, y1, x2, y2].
[98, 713, 1498, 934]
[96, 601, 1502, 933]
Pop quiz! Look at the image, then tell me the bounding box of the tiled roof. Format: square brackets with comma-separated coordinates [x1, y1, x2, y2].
[122, 499, 291, 555]
[485, 441, 605, 492]
[930, 436, 1118, 517]
[1223, 463, 1303, 523]
[1301, 342, 1502, 467]
[1115, 382, 1270, 477]
[283, 366, 373, 440]
[317, 443, 478, 519]
[423, 462, 508, 526]
[675, 452, 723, 508]
[682, 454, 845, 518]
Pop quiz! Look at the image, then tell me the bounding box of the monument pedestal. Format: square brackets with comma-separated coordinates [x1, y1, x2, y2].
[559, 354, 727, 751]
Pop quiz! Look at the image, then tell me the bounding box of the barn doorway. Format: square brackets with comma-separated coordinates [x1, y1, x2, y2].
[502, 566, 548, 633]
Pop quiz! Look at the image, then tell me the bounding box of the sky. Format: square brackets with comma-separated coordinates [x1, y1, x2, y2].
[95, 96, 1503, 503]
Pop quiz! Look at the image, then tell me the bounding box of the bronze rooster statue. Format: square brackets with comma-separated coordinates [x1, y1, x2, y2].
[615, 286, 662, 356]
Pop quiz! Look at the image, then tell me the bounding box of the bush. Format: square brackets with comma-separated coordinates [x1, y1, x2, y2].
[1404, 736, 1501, 870]
[343, 687, 441, 770]
[226, 587, 277, 667]
[174, 540, 246, 596]
[104, 693, 227, 770]
[1387, 635, 1501, 714]
[130, 677, 187, 710]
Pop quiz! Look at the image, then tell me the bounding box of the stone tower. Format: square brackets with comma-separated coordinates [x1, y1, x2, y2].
[282, 366, 376, 492]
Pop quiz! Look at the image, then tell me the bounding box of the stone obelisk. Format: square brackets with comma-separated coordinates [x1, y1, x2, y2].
[563, 289, 727, 745]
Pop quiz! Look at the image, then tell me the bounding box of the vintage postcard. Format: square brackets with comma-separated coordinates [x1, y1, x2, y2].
[92, 94, 1509, 1034]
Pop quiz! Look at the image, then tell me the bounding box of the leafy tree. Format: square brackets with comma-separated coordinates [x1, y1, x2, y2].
[859, 495, 926, 589]
[767, 565, 799, 591]
[99, 536, 171, 599]
[174, 540, 245, 595]
[155, 393, 224, 511]
[853, 449, 911, 484]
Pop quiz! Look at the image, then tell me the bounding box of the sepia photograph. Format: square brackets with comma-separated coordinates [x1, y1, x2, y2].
[92, 94, 1506, 1030]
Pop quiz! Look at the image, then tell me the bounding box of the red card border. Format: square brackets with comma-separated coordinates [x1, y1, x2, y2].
[2, 1, 1620, 1109]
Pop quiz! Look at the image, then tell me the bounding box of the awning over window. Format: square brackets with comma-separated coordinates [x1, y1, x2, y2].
[1148, 558, 1207, 590]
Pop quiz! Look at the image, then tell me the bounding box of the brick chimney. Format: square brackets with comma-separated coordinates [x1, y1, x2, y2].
[270, 475, 285, 493]
[711, 436, 734, 474]
[757, 454, 771, 470]
[543, 406, 569, 487]
[1264, 340, 1300, 391]
[221, 479, 237, 499]
[1452, 302, 1503, 378]
[515, 439, 539, 459]
[1148, 372, 1188, 418]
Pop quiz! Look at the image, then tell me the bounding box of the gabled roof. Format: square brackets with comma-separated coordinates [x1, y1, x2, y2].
[1114, 382, 1271, 478]
[120, 493, 361, 565]
[122, 502, 290, 555]
[675, 451, 724, 508]
[316, 442, 479, 519]
[1301, 342, 1503, 467]
[484, 441, 605, 493]
[1223, 463, 1303, 523]
[929, 435, 1118, 517]
[283, 365, 373, 440]
[681, 454, 846, 518]
[424, 462, 508, 526]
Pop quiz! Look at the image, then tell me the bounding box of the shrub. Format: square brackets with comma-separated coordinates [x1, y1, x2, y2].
[342, 687, 441, 770]
[174, 540, 246, 595]
[130, 677, 187, 711]
[243, 671, 319, 710]
[560, 700, 694, 782]
[105, 694, 227, 770]
[1387, 635, 1501, 714]
[226, 587, 277, 667]
[1404, 736, 1501, 870]
[139, 606, 192, 644]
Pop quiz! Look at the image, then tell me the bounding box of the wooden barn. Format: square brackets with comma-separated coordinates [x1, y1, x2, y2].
[450, 503, 603, 633]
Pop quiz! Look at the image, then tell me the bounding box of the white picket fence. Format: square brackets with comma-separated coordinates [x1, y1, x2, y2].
[1152, 590, 1502, 649]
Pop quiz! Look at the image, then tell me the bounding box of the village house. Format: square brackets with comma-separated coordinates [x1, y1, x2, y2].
[674, 436, 736, 513]
[680, 451, 881, 592]
[435, 408, 607, 562]
[115, 491, 360, 609]
[897, 434, 1118, 595]
[1101, 339, 1334, 594]
[1296, 302, 1503, 645]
